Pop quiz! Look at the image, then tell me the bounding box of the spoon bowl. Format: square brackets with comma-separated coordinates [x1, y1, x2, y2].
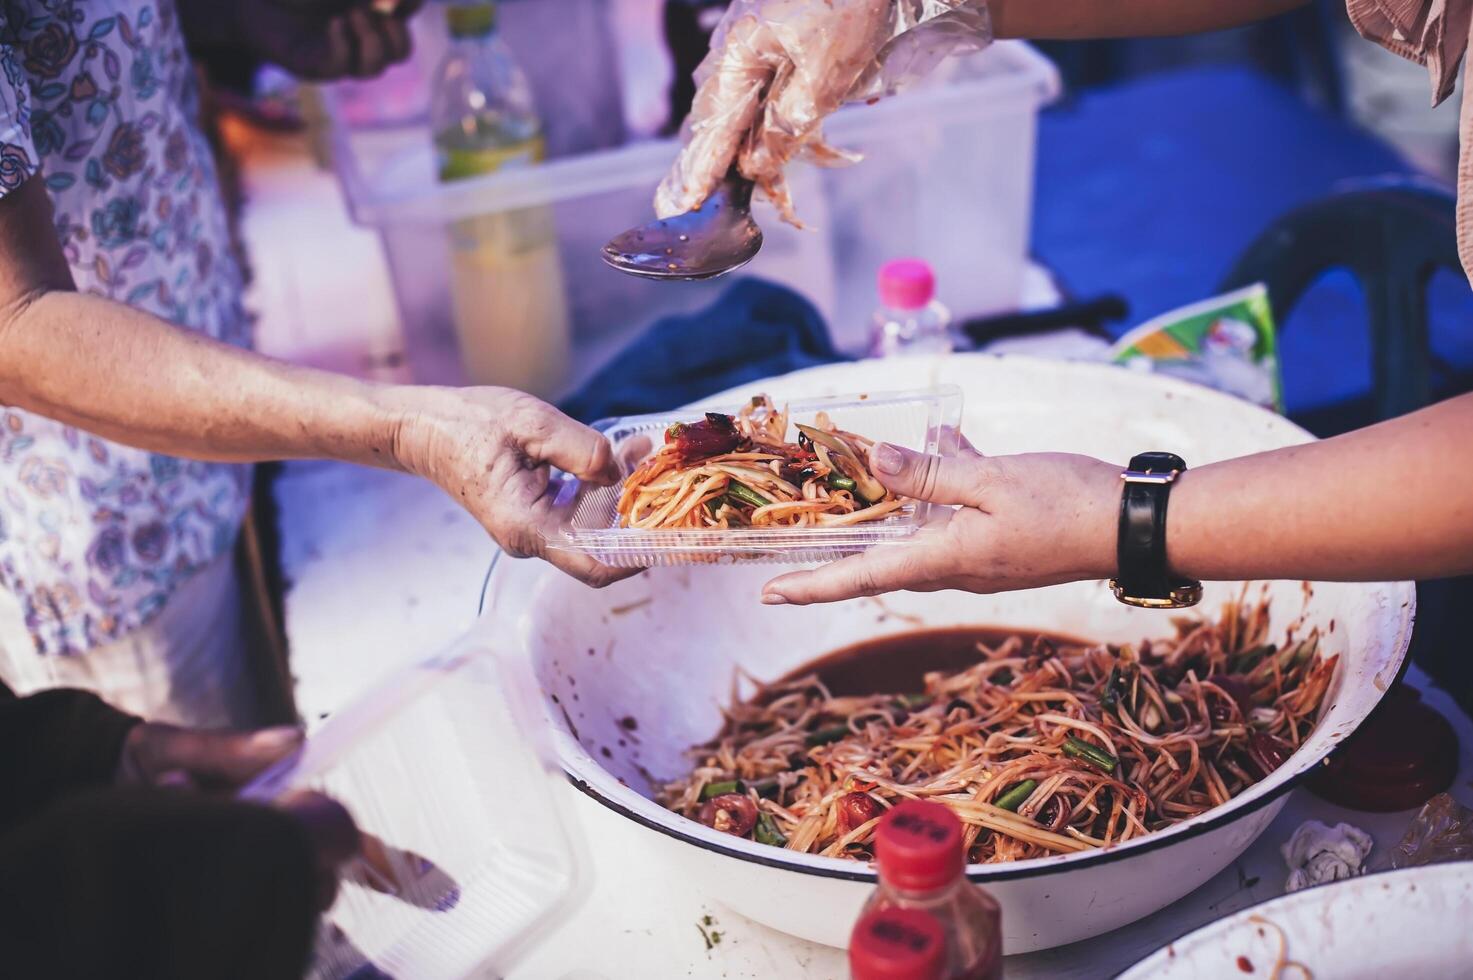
[602, 173, 763, 281]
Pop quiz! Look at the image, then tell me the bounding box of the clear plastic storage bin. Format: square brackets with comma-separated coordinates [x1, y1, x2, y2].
[240, 633, 586, 979]
[550, 386, 963, 566]
[325, 38, 1060, 386]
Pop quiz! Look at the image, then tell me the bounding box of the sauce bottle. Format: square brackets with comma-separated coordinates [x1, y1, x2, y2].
[860, 800, 1002, 979]
[850, 906, 948, 980]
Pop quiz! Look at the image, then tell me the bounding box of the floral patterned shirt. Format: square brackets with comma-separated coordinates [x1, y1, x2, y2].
[0, 0, 249, 656]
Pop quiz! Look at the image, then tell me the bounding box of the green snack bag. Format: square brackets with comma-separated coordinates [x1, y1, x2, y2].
[1109, 283, 1283, 413]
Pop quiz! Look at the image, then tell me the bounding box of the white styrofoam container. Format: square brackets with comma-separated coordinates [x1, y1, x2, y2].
[327, 40, 1061, 388]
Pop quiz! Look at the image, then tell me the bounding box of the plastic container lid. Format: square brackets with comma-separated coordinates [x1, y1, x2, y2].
[878, 259, 936, 311]
[876, 800, 966, 892]
[850, 906, 948, 980]
[239, 629, 587, 979]
[547, 386, 963, 568]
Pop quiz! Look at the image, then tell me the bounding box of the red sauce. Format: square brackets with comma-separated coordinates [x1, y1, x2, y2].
[782, 626, 1095, 697]
[1237, 955, 1254, 973]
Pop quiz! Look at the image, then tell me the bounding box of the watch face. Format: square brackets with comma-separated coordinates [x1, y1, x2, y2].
[1129, 452, 1186, 474]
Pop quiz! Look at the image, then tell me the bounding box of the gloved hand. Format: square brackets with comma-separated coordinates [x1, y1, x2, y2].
[655, 0, 992, 226]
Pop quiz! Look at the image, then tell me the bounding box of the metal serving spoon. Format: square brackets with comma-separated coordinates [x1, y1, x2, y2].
[601, 171, 763, 281]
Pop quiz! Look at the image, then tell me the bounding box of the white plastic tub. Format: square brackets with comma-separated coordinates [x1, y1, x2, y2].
[326, 39, 1061, 389]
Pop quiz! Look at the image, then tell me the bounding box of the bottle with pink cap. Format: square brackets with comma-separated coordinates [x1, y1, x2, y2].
[856, 799, 1003, 979]
[868, 258, 954, 359]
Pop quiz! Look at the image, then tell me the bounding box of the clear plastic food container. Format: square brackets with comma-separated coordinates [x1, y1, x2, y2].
[549, 386, 963, 567]
[239, 631, 586, 980]
[325, 39, 1059, 382]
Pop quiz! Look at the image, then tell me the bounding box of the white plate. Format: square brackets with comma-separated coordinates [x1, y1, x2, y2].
[1119, 863, 1473, 978]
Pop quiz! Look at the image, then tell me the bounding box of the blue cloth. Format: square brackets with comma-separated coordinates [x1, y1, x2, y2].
[1033, 67, 1473, 417]
[560, 279, 846, 423]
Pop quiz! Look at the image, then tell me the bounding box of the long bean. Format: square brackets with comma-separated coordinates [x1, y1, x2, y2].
[1063, 736, 1118, 773]
[994, 779, 1037, 812]
[726, 481, 772, 509]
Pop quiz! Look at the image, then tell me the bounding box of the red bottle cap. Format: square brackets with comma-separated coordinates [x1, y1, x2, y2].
[849, 906, 948, 980]
[878, 259, 936, 310]
[1310, 683, 1459, 812]
[875, 800, 965, 892]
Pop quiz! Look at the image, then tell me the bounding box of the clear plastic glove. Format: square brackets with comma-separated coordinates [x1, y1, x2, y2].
[656, 0, 992, 225]
[1391, 793, 1473, 869]
[1280, 820, 1373, 893]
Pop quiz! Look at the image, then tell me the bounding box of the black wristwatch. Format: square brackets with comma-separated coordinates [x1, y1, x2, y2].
[1110, 452, 1203, 609]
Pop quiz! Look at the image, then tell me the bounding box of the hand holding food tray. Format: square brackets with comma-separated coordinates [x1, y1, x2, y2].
[548, 387, 963, 567]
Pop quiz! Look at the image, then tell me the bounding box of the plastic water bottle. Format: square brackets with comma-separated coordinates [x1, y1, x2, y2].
[858, 800, 1003, 979]
[868, 259, 954, 358]
[850, 906, 949, 980]
[430, 0, 570, 398]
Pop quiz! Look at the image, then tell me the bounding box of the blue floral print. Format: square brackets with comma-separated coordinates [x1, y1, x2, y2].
[0, 0, 250, 656]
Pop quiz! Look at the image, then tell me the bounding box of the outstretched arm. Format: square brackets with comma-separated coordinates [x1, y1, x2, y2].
[762, 392, 1473, 605]
[989, 0, 1311, 40]
[0, 175, 621, 584]
[1166, 392, 1473, 583]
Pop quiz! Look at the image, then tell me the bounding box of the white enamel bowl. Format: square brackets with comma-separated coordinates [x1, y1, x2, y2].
[483, 354, 1414, 954]
[1120, 863, 1473, 977]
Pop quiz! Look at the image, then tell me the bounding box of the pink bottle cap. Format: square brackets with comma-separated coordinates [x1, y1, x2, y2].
[877, 259, 936, 311]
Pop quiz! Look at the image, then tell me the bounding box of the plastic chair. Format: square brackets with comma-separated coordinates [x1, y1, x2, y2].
[1220, 181, 1473, 730]
[1217, 182, 1460, 421]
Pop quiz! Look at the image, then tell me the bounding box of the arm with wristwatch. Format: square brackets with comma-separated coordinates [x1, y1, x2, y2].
[760, 392, 1473, 606]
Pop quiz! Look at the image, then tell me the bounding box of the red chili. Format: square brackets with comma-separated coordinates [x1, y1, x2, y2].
[837, 791, 884, 832]
[1208, 676, 1256, 722]
[698, 794, 758, 837]
[1247, 733, 1293, 777]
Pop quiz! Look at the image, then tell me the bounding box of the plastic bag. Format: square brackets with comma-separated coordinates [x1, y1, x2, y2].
[1110, 283, 1283, 412]
[1280, 820, 1373, 893]
[1390, 793, 1473, 869]
[655, 0, 992, 225]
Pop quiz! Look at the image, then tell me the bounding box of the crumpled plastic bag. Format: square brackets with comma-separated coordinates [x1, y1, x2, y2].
[1281, 820, 1374, 893]
[1390, 793, 1473, 869]
[655, 0, 992, 226]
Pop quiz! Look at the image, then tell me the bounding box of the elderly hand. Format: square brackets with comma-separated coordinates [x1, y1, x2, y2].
[117, 720, 304, 789]
[761, 439, 1121, 605]
[385, 386, 631, 588]
[117, 722, 359, 910]
[117, 722, 357, 909]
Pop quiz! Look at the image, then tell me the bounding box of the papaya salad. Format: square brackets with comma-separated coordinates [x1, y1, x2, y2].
[658, 596, 1338, 864]
[616, 395, 905, 531]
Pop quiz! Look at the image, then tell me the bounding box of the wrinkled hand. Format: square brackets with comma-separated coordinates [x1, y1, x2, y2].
[761, 439, 1120, 605]
[388, 386, 632, 587]
[241, 0, 424, 81]
[117, 721, 305, 790]
[117, 721, 359, 910]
